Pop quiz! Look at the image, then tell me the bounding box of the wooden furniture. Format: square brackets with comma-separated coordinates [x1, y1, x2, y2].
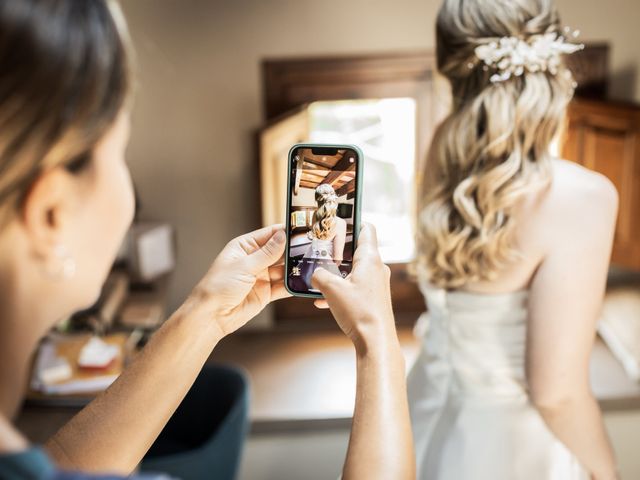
[262, 51, 440, 158]
[564, 43, 609, 99]
[563, 98, 640, 269]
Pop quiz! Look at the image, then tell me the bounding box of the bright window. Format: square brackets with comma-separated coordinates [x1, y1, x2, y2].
[308, 98, 417, 263]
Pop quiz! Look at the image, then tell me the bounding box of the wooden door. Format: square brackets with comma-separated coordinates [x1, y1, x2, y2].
[563, 98, 640, 268]
[259, 106, 310, 227]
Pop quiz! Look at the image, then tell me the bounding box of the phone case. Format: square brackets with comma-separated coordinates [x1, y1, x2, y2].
[284, 143, 364, 299]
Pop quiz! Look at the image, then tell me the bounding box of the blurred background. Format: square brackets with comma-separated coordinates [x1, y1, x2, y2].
[16, 1, 640, 479]
[122, 1, 640, 477]
[121, 0, 640, 314]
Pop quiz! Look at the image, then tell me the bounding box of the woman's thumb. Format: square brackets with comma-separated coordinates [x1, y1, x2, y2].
[247, 230, 286, 272]
[311, 267, 344, 297]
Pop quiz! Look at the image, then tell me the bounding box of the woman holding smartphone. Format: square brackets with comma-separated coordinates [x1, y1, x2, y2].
[0, 1, 414, 479]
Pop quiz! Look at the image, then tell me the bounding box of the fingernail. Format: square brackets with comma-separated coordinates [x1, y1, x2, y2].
[273, 230, 285, 244]
[310, 268, 324, 285]
[313, 267, 326, 277]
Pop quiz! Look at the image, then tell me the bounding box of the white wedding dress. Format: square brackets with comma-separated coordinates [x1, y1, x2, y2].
[307, 237, 335, 260]
[407, 281, 589, 480]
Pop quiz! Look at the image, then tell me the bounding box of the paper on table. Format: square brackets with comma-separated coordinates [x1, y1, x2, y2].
[78, 336, 119, 369]
[30, 334, 124, 396]
[35, 374, 118, 395]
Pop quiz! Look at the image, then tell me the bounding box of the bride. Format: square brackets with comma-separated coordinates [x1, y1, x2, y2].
[299, 184, 347, 290]
[408, 0, 618, 479]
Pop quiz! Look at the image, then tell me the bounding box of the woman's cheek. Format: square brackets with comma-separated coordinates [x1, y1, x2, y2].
[119, 164, 136, 229]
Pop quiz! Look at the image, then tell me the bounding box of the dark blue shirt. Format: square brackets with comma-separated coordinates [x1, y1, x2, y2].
[0, 448, 174, 480]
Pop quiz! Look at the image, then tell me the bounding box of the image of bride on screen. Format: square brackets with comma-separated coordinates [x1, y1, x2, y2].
[289, 183, 351, 292]
[288, 147, 357, 293]
[307, 183, 346, 257]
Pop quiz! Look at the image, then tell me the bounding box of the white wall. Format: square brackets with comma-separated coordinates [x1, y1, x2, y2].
[120, 0, 640, 311]
[292, 187, 316, 208]
[557, 0, 640, 102]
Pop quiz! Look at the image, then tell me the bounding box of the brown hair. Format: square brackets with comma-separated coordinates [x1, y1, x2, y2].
[0, 0, 133, 225]
[416, 0, 575, 288]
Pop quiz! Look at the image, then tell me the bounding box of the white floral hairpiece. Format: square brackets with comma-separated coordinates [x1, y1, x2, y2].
[472, 29, 584, 83]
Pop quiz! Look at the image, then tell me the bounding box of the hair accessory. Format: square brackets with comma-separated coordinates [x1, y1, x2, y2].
[473, 30, 584, 83]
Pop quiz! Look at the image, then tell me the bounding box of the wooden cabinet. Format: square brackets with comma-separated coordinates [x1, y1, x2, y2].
[563, 98, 640, 269]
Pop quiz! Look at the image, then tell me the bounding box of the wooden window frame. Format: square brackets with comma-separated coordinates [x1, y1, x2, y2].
[261, 51, 438, 327]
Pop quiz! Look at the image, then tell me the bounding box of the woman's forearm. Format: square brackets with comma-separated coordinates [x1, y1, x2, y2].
[343, 330, 415, 480]
[43, 224, 288, 474]
[46, 301, 222, 474]
[535, 393, 617, 480]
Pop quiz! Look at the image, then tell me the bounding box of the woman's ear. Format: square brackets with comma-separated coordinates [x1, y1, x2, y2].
[20, 167, 77, 259]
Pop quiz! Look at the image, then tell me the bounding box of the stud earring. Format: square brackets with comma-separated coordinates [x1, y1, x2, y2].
[45, 244, 77, 280]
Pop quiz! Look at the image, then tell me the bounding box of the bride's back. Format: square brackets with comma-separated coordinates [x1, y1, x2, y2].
[460, 158, 617, 294]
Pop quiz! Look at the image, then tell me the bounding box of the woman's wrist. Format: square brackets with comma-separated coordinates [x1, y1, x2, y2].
[354, 327, 406, 383]
[352, 318, 402, 360]
[169, 291, 226, 344]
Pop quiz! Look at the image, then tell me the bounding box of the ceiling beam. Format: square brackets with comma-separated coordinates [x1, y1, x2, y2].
[301, 170, 328, 179]
[336, 179, 355, 197]
[303, 156, 333, 169]
[301, 174, 325, 184]
[321, 154, 356, 186]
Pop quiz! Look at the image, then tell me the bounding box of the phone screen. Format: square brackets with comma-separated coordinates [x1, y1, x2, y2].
[286, 145, 361, 296]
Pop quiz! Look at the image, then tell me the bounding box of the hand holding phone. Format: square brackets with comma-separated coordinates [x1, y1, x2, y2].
[177, 225, 289, 338]
[284, 144, 363, 298]
[311, 223, 395, 352]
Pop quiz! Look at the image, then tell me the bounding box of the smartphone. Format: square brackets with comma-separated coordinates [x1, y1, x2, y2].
[284, 144, 363, 298]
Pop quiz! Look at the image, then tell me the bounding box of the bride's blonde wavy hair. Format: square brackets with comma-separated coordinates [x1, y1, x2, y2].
[311, 184, 338, 240]
[416, 0, 576, 288]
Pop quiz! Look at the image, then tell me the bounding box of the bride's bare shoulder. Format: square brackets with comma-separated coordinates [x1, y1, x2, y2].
[513, 158, 617, 264]
[547, 159, 618, 212]
[526, 158, 618, 242]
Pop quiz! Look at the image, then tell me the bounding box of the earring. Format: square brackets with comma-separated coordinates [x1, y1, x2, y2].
[45, 244, 77, 280]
